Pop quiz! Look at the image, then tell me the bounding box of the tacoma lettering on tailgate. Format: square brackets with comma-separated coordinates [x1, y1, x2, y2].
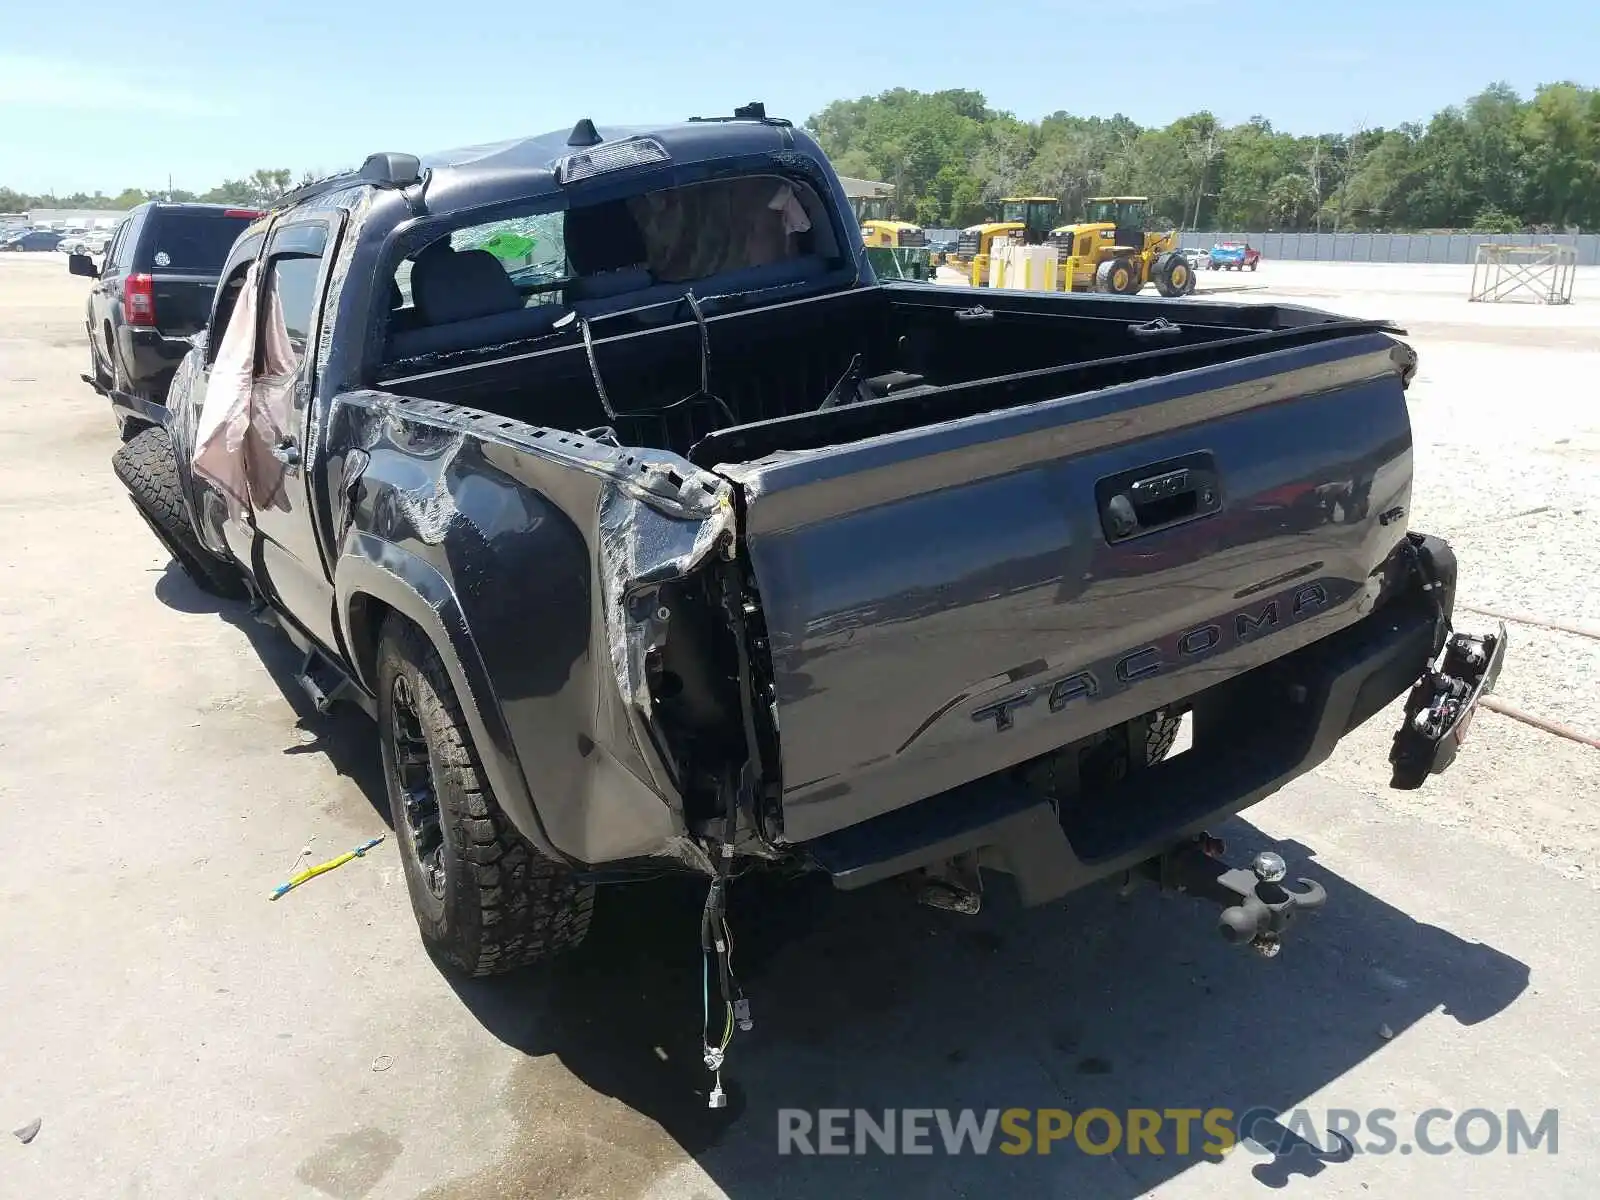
[972, 583, 1332, 733]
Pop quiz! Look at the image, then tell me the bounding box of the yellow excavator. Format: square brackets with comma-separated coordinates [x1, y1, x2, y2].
[953, 196, 1059, 282]
[1047, 196, 1194, 296]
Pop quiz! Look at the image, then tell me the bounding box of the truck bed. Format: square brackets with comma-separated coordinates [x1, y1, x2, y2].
[377, 283, 1394, 460]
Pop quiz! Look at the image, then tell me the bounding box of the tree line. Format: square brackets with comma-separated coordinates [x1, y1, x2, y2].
[7, 80, 1597, 232]
[0, 169, 298, 216]
[810, 82, 1600, 232]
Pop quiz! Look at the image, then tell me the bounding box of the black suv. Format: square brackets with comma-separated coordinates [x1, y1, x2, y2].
[71, 202, 259, 435]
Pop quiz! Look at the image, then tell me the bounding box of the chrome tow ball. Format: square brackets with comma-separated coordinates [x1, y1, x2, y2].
[1217, 850, 1327, 956]
[1143, 838, 1327, 957]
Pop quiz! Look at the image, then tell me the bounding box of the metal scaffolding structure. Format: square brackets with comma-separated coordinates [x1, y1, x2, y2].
[1468, 243, 1577, 304]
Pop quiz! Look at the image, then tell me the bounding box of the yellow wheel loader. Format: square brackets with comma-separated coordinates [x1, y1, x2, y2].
[1047, 197, 1195, 297]
[955, 197, 1060, 285]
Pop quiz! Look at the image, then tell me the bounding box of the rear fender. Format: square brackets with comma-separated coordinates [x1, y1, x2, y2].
[335, 536, 571, 867]
[329, 390, 736, 870]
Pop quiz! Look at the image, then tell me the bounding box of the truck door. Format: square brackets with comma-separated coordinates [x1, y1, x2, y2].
[247, 216, 343, 651]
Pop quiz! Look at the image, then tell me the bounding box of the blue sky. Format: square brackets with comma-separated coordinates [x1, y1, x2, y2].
[3, 0, 1596, 195]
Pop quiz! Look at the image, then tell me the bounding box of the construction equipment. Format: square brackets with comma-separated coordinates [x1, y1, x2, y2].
[1046, 197, 1194, 297]
[855, 194, 928, 251]
[849, 192, 933, 281]
[954, 197, 1060, 283]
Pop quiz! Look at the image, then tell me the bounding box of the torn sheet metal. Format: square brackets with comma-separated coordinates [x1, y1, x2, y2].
[597, 462, 736, 728]
[333, 387, 738, 768]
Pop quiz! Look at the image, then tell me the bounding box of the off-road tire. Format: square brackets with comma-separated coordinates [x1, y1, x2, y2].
[1153, 252, 1192, 298]
[377, 620, 593, 976]
[1095, 258, 1140, 294]
[1145, 712, 1183, 764]
[112, 427, 249, 600]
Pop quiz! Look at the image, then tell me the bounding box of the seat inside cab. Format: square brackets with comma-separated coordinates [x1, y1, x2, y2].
[383, 173, 844, 363]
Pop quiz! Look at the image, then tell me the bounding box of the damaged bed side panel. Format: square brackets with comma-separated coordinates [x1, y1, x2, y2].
[325, 390, 734, 870]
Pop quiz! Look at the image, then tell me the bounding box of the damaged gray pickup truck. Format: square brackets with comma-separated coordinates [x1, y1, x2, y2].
[113, 104, 1505, 1089]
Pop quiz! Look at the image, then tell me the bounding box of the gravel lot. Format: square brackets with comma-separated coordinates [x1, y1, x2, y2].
[2, 252, 1597, 1198]
[1186, 261, 1600, 880]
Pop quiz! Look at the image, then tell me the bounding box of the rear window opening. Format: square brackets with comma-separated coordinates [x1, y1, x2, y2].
[383, 173, 844, 364]
[138, 210, 257, 272]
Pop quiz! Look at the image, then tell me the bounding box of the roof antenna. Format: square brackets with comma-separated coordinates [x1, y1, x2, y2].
[568, 118, 603, 148]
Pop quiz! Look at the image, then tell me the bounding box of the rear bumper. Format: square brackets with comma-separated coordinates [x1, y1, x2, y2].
[803, 563, 1449, 906]
[118, 326, 192, 400]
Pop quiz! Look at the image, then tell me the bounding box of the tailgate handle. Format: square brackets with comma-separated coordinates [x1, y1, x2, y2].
[1097, 453, 1221, 543]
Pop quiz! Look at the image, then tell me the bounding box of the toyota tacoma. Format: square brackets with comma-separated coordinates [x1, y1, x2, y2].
[110, 103, 1504, 1100]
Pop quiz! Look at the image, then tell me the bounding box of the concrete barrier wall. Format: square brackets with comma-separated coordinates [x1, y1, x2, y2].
[1180, 231, 1600, 266]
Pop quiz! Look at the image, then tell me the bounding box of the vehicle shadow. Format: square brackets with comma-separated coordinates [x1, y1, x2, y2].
[153, 564, 389, 825]
[440, 818, 1529, 1198]
[150, 566, 1530, 1197]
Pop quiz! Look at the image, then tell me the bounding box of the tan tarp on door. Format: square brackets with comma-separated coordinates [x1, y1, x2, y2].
[191, 259, 299, 516]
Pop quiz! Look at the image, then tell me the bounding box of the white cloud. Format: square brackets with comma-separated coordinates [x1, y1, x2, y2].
[0, 54, 217, 115]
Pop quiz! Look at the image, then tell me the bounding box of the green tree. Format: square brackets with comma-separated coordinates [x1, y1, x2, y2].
[1519, 82, 1600, 228]
[806, 82, 1600, 232]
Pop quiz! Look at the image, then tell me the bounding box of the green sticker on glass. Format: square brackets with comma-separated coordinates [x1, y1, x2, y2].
[479, 232, 537, 262]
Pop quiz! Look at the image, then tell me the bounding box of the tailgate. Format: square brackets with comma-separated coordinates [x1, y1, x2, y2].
[151, 274, 220, 337]
[718, 333, 1414, 843]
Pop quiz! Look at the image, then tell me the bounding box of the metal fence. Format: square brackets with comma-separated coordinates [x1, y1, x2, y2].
[1180, 230, 1600, 266]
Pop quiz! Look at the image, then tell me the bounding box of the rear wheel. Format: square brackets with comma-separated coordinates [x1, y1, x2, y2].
[112, 427, 249, 599]
[377, 620, 594, 976]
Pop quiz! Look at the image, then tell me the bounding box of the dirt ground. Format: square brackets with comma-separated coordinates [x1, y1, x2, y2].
[1, 252, 1597, 1198]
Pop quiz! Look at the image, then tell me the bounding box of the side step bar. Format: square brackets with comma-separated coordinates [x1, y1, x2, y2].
[296, 647, 354, 716]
